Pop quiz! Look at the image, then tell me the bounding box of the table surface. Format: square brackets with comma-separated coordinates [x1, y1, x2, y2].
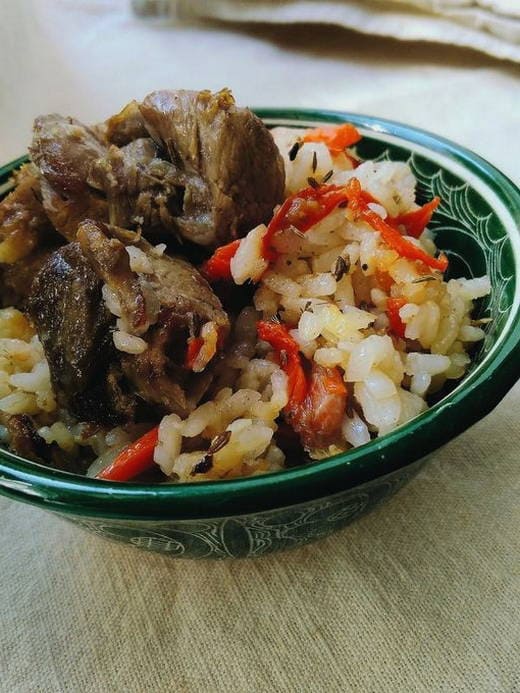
[0, 2, 519, 691]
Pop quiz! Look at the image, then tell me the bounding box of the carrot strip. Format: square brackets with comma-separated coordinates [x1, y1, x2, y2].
[200, 239, 241, 281]
[96, 426, 159, 482]
[345, 179, 448, 272]
[303, 123, 362, 154]
[257, 320, 307, 406]
[262, 184, 348, 260]
[386, 297, 407, 339]
[389, 197, 440, 238]
[185, 337, 204, 370]
[202, 179, 445, 284]
[375, 268, 394, 293]
[202, 185, 351, 281]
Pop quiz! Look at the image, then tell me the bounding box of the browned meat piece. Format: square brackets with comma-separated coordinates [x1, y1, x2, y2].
[120, 244, 230, 416]
[138, 88, 285, 247]
[120, 310, 212, 418]
[27, 90, 283, 250]
[88, 138, 182, 233]
[77, 220, 150, 335]
[28, 242, 135, 423]
[29, 114, 108, 240]
[0, 247, 58, 309]
[0, 163, 64, 308]
[5, 414, 49, 463]
[105, 100, 148, 146]
[148, 244, 229, 331]
[5, 414, 92, 473]
[0, 163, 57, 264]
[77, 219, 230, 417]
[287, 363, 348, 451]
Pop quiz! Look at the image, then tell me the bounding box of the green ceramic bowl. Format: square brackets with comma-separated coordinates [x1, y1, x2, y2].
[0, 110, 519, 558]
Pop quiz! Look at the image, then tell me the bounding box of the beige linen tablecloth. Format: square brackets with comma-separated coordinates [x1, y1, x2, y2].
[0, 2, 519, 691]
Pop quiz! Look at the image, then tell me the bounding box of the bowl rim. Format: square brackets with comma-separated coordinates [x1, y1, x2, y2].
[0, 108, 519, 520]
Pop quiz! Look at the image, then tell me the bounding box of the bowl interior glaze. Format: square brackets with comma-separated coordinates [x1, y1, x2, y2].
[0, 110, 519, 528]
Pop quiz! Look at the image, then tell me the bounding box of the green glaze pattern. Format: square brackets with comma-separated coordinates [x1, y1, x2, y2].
[66, 462, 423, 558]
[0, 110, 519, 558]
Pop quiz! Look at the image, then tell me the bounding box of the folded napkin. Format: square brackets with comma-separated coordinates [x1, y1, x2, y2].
[165, 0, 520, 63]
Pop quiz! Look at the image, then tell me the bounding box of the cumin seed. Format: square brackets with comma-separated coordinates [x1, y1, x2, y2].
[288, 140, 302, 161]
[290, 226, 306, 239]
[311, 150, 318, 173]
[411, 275, 437, 284]
[208, 430, 232, 455]
[333, 256, 349, 281]
[322, 169, 333, 184]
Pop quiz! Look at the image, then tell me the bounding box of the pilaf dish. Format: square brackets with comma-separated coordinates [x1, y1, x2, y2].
[0, 89, 490, 483]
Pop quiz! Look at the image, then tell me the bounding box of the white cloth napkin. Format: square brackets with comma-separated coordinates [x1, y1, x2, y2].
[169, 0, 520, 63]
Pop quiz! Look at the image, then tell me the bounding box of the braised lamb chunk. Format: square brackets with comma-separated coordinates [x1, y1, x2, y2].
[77, 220, 151, 335]
[29, 114, 108, 240]
[77, 219, 230, 418]
[105, 100, 148, 146]
[88, 137, 183, 234]
[28, 242, 135, 423]
[0, 163, 57, 264]
[138, 88, 285, 247]
[26, 90, 283, 250]
[119, 309, 214, 418]
[5, 414, 92, 473]
[1, 247, 59, 309]
[120, 241, 231, 416]
[0, 164, 64, 308]
[5, 414, 50, 463]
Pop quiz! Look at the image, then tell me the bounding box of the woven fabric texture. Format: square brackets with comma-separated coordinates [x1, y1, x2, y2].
[0, 2, 519, 690]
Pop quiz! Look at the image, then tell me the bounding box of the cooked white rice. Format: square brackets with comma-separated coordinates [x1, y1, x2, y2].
[0, 308, 56, 417]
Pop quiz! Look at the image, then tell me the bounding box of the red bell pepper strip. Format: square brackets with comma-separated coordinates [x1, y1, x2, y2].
[202, 180, 445, 282]
[386, 297, 407, 339]
[96, 426, 159, 482]
[202, 185, 351, 280]
[375, 268, 394, 293]
[257, 320, 307, 406]
[185, 336, 204, 370]
[389, 197, 440, 239]
[257, 320, 347, 448]
[289, 362, 348, 450]
[200, 239, 241, 282]
[302, 123, 362, 154]
[345, 153, 361, 169]
[345, 178, 448, 272]
[262, 184, 349, 261]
